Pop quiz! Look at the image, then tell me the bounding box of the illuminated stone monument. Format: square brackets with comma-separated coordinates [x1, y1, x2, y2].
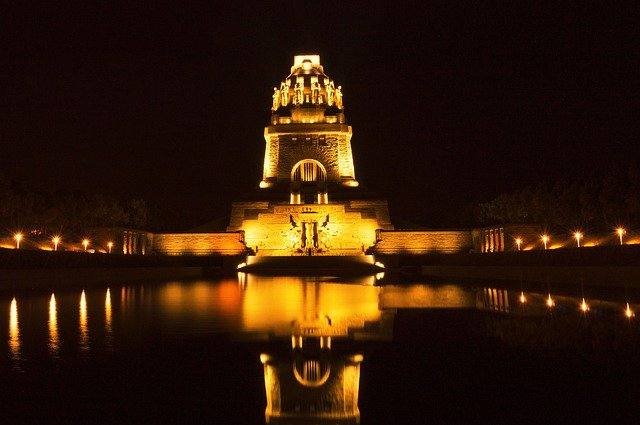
[151, 55, 475, 257]
[228, 55, 393, 256]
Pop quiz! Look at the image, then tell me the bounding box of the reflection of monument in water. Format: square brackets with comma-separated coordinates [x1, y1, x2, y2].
[238, 276, 475, 423]
[245, 276, 393, 424]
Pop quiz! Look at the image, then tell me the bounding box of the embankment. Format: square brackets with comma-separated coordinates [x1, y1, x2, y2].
[378, 244, 640, 287]
[0, 248, 245, 290]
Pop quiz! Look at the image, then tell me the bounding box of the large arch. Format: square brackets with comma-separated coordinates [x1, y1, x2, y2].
[290, 159, 328, 204]
[291, 159, 327, 183]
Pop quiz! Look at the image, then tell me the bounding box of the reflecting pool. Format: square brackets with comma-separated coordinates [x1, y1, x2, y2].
[1, 275, 639, 423]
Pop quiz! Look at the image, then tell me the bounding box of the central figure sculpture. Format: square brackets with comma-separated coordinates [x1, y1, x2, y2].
[228, 55, 393, 256]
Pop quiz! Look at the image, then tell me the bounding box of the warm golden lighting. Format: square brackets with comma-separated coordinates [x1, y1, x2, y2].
[625, 303, 634, 318]
[541, 235, 549, 250]
[107, 241, 113, 253]
[52, 236, 60, 251]
[14, 233, 22, 249]
[105, 288, 113, 343]
[546, 293, 555, 307]
[574, 232, 582, 248]
[617, 227, 625, 245]
[515, 237, 522, 251]
[79, 290, 89, 351]
[83, 238, 89, 251]
[519, 292, 526, 303]
[580, 298, 589, 312]
[9, 298, 20, 359]
[49, 294, 59, 356]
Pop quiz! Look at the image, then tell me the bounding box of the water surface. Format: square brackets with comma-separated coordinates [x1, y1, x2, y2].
[1, 275, 639, 423]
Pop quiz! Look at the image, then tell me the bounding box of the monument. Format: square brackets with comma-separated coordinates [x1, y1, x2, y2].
[150, 55, 477, 258]
[228, 55, 393, 257]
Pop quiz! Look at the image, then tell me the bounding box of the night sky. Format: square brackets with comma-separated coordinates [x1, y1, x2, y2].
[2, 3, 638, 227]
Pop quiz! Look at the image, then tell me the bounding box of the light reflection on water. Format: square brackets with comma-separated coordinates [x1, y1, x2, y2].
[79, 290, 89, 353]
[2, 279, 639, 359]
[9, 298, 19, 361]
[1, 277, 639, 423]
[105, 288, 113, 350]
[48, 293, 59, 357]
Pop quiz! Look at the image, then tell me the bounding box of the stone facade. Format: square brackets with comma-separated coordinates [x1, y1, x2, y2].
[152, 232, 246, 255]
[229, 200, 393, 256]
[373, 230, 473, 255]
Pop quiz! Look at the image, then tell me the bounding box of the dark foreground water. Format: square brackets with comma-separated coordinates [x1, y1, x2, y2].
[1, 274, 639, 424]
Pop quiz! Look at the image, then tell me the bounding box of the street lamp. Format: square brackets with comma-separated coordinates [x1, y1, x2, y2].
[52, 236, 60, 251]
[617, 228, 625, 245]
[541, 235, 549, 250]
[14, 233, 22, 249]
[83, 239, 89, 251]
[107, 241, 113, 254]
[574, 232, 582, 248]
[515, 237, 522, 251]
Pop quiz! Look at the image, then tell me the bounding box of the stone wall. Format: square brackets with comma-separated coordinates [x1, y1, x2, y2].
[373, 230, 473, 254]
[152, 232, 246, 255]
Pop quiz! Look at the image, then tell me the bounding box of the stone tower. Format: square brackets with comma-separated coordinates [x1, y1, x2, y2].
[228, 55, 393, 256]
[260, 55, 358, 204]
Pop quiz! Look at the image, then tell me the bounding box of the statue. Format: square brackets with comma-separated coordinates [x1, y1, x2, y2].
[311, 81, 320, 104]
[280, 82, 289, 106]
[272, 87, 280, 111]
[326, 82, 335, 106]
[335, 86, 343, 108]
[295, 81, 304, 104]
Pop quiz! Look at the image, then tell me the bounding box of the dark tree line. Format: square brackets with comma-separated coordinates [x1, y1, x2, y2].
[476, 164, 640, 232]
[0, 179, 150, 235]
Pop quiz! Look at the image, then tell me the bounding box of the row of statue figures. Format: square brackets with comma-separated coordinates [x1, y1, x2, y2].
[272, 79, 343, 111]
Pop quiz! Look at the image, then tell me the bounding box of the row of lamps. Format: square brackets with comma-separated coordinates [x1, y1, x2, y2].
[12, 233, 113, 253]
[515, 227, 628, 251]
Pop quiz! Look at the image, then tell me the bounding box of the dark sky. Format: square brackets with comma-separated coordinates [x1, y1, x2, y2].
[2, 2, 638, 227]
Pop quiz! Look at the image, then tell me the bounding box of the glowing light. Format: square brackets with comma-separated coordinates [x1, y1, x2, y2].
[52, 236, 60, 251]
[541, 235, 549, 250]
[580, 298, 589, 312]
[515, 237, 522, 251]
[574, 232, 582, 248]
[546, 294, 555, 307]
[48, 294, 59, 356]
[14, 233, 22, 249]
[105, 288, 113, 350]
[107, 241, 113, 253]
[9, 298, 20, 359]
[617, 228, 625, 245]
[236, 262, 247, 270]
[374, 261, 385, 269]
[519, 292, 526, 303]
[625, 303, 634, 318]
[83, 239, 89, 251]
[79, 290, 89, 351]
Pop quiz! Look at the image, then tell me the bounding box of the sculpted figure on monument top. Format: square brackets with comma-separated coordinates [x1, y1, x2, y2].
[326, 81, 335, 106]
[280, 82, 289, 106]
[335, 86, 343, 108]
[272, 87, 280, 111]
[311, 81, 320, 104]
[294, 81, 304, 105]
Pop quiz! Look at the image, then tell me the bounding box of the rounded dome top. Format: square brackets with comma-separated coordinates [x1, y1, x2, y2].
[271, 55, 345, 115]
